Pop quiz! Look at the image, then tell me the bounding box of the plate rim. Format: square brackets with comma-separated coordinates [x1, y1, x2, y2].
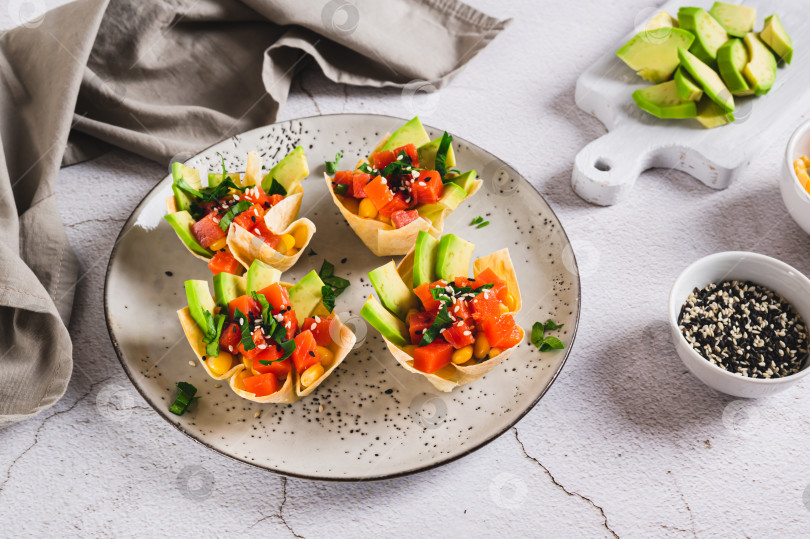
[103, 112, 581, 482]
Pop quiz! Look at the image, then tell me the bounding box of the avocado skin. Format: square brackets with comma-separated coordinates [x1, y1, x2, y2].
[717, 38, 753, 96]
[742, 33, 777, 96]
[632, 80, 697, 119]
[674, 67, 703, 101]
[677, 47, 735, 113]
[677, 7, 728, 66]
[360, 296, 410, 347]
[760, 14, 793, 65]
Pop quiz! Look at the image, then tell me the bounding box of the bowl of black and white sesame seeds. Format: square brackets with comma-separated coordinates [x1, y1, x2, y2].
[669, 251, 810, 398]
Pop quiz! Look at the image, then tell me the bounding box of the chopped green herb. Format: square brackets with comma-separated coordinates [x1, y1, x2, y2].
[250, 292, 273, 325]
[321, 285, 336, 312]
[201, 310, 226, 358]
[357, 162, 377, 175]
[476, 220, 490, 229]
[169, 382, 199, 416]
[318, 259, 350, 313]
[265, 177, 287, 196]
[531, 319, 565, 352]
[470, 216, 484, 226]
[429, 282, 494, 307]
[419, 305, 453, 346]
[174, 176, 203, 199]
[435, 131, 453, 181]
[218, 200, 252, 232]
[325, 150, 343, 175]
[233, 308, 255, 352]
[308, 248, 318, 256]
[332, 182, 349, 196]
[217, 152, 228, 175]
[278, 338, 296, 361]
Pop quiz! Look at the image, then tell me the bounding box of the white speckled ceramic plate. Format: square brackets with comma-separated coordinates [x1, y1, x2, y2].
[104, 114, 580, 481]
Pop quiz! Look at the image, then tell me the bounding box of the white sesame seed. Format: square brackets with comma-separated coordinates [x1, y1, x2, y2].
[189, 360, 196, 367]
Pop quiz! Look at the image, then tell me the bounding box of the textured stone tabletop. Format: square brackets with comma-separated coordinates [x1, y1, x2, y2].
[3, 1, 810, 537]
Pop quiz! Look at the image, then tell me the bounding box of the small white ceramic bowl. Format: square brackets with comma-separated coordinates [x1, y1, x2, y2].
[669, 251, 810, 398]
[780, 119, 810, 235]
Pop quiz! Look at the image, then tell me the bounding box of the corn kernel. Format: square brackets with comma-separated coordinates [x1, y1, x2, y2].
[498, 303, 509, 314]
[317, 346, 334, 368]
[301, 363, 325, 387]
[376, 214, 391, 225]
[504, 292, 517, 311]
[209, 237, 227, 251]
[341, 196, 359, 215]
[358, 198, 378, 219]
[277, 234, 295, 255]
[402, 344, 417, 356]
[489, 347, 503, 358]
[292, 226, 309, 248]
[405, 308, 419, 324]
[473, 333, 490, 360]
[452, 345, 474, 364]
[206, 352, 233, 376]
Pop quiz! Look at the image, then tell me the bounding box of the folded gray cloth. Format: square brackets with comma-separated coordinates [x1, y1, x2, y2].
[0, 0, 508, 427]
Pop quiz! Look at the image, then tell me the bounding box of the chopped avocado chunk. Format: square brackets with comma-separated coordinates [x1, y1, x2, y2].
[743, 33, 777, 96]
[213, 272, 246, 309]
[416, 204, 444, 226]
[696, 97, 735, 129]
[677, 7, 728, 65]
[368, 261, 420, 321]
[288, 270, 326, 325]
[616, 28, 695, 83]
[360, 296, 409, 347]
[185, 280, 216, 333]
[709, 2, 756, 38]
[632, 80, 698, 119]
[246, 259, 281, 293]
[674, 67, 703, 101]
[413, 231, 439, 288]
[208, 172, 241, 189]
[164, 211, 212, 258]
[645, 11, 678, 31]
[380, 117, 431, 152]
[452, 170, 477, 193]
[417, 136, 456, 170]
[437, 183, 467, 211]
[171, 162, 202, 212]
[717, 38, 753, 96]
[261, 146, 309, 194]
[435, 234, 474, 281]
[677, 47, 735, 112]
[760, 14, 793, 64]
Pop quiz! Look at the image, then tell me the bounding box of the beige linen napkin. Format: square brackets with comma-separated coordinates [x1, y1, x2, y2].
[0, 0, 508, 427]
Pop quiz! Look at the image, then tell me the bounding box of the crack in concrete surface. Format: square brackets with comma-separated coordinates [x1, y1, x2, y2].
[246, 477, 304, 538]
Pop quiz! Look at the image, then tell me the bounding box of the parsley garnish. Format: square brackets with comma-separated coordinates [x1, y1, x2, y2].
[325, 150, 343, 175]
[531, 319, 565, 352]
[357, 162, 377, 175]
[308, 248, 318, 256]
[201, 309, 226, 357]
[381, 149, 418, 178]
[169, 382, 199, 416]
[218, 200, 252, 232]
[435, 131, 453, 181]
[318, 259, 350, 312]
[332, 182, 349, 196]
[265, 177, 287, 196]
[277, 339, 296, 361]
[418, 305, 454, 346]
[233, 308, 256, 352]
[429, 282, 494, 307]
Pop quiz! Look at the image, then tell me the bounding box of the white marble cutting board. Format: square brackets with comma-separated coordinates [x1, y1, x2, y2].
[572, 0, 810, 206]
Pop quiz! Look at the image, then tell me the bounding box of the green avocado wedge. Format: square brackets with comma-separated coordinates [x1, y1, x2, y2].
[185, 280, 216, 333]
[760, 14, 793, 65]
[743, 33, 777, 96]
[645, 11, 678, 32]
[261, 146, 309, 194]
[245, 259, 281, 293]
[674, 67, 703, 101]
[171, 162, 202, 212]
[413, 231, 439, 288]
[435, 234, 474, 282]
[164, 211, 212, 258]
[677, 47, 735, 113]
[360, 296, 409, 348]
[717, 38, 753, 96]
[616, 27, 695, 83]
[288, 270, 326, 325]
[677, 7, 728, 66]
[632, 80, 698, 119]
[451, 170, 477, 193]
[368, 261, 420, 321]
[709, 2, 756, 38]
[418, 136, 456, 170]
[696, 97, 735, 129]
[213, 272, 246, 309]
[381, 117, 431, 152]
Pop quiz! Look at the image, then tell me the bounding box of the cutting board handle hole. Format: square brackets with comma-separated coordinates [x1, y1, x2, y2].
[594, 159, 611, 172]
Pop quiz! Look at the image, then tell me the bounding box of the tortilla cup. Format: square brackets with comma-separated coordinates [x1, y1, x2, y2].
[379, 247, 523, 392]
[177, 284, 356, 404]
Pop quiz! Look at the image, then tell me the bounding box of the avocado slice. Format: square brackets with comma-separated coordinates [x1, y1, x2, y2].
[208, 172, 241, 189]
[261, 146, 309, 194]
[437, 183, 467, 212]
[677, 7, 728, 66]
[417, 136, 456, 170]
[288, 270, 326, 324]
[185, 280, 216, 333]
[435, 234, 474, 282]
[760, 14, 793, 64]
[632, 80, 698, 119]
[742, 33, 777, 96]
[709, 2, 756, 38]
[645, 11, 678, 31]
[677, 47, 735, 113]
[213, 272, 246, 309]
[695, 97, 735, 129]
[451, 170, 477, 193]
[164, 211, 212, 258]
[360, 296, 409, 347]
[246, 259, 281, 293]
[171, 162, 202, 212]
[413, 231, 439, 288]
[380, 117, 431, 152]
[616, 28, 695, 83]
[416, 204, 444, 225]
[368, 261, 420, 321]
[674, 67, 703, 101]
[717, 38, 753, 96]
